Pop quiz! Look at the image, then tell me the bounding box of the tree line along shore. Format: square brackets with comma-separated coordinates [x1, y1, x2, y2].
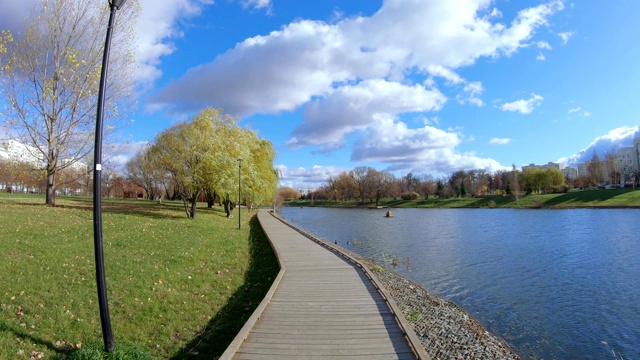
[284, 187, 640, 209]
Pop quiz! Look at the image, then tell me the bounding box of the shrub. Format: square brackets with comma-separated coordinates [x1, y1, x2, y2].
[400, 192, 419, 200]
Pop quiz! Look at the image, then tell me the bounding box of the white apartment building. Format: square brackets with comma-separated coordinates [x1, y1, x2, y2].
[0, 138, 43, 166]
[562, 166, 578, 180]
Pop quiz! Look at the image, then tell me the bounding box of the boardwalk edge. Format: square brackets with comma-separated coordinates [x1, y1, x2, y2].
[267, 210, 431, 360]
[219, 211, 286, 360]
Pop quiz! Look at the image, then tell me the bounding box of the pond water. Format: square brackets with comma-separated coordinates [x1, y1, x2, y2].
[277, 207, 640, 359]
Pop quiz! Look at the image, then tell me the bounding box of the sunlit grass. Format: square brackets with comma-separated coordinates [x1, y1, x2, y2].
[0, 194, 278, 359]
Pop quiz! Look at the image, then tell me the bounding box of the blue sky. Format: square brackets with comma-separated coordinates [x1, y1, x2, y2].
[2, 0, 640, 189]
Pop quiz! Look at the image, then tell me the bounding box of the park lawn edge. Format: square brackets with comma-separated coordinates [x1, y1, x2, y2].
[0, 194, 279, 359]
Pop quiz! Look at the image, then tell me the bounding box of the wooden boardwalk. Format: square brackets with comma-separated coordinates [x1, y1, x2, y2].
[221, 210, 426, 359]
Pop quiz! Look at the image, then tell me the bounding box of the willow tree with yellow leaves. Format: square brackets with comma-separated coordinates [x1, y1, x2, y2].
[0, 0, 139, 205]
[145, 107, 278, 219]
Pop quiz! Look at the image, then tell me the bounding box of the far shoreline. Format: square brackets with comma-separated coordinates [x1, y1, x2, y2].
[285, 187, 640, 210]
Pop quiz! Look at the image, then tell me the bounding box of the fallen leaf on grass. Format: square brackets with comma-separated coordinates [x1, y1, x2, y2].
[54, 340, 75, 351]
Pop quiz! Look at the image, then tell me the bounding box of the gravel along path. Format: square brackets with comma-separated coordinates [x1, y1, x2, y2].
[368, 262, 520, 360]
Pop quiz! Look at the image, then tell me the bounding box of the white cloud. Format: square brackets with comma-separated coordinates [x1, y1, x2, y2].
[152, 0, 564, 116]
[489, 138, 512, 145]
[242, 0, 270, 9]
[133, 0, 215, 85]
[2, 0, 564, 177]
[536, 41, 552, 50]
[427, 65, 464, 85]
[558, 31, 574, 44]
[104, 141, 150, 169]
[501, 94, 543, 114]
[458, 81, 485, 106]
[350, 118, 506, 175]
[426, 66, 485, 106]
[287, 79, 447, 150]
[560, 126, 640, 166]
[150, 0, 562, 176]
[0, 0, 216, 87]
[568, 106, 591, 117]
[536, 52, 546, 61]
[276, 164, 346, 189]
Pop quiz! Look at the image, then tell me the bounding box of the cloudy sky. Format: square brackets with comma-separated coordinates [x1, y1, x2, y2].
[2, 0, 640, 189]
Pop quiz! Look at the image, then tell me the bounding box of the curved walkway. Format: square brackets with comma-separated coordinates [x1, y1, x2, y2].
[221, 210, 427, 359]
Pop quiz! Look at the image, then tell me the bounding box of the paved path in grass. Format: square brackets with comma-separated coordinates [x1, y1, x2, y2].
[221, 209, 426, 359]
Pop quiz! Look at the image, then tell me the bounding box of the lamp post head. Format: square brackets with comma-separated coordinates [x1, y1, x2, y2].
[109, 0, 128, 9]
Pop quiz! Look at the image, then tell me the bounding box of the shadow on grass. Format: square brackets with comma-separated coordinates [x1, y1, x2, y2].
[0, 320, 65, 359]
[542, 188, 632, 206]
[169, 215, 280, 359]
[9, 197, 209, 220]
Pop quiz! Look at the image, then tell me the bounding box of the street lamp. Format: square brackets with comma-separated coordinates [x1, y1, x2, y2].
[93, 0, 127, 353]
[238, 158, 242, 229]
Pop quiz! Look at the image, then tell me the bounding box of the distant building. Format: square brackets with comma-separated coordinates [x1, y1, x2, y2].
[0, 138, 43, 166]
[618, 147, 635, 184]
[577, 163, 588, 178]
[522, 162, 560, 172]
[562, 166, 578, 180]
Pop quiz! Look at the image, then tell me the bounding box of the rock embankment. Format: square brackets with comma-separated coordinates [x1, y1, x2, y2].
[368, 262, 520, 359]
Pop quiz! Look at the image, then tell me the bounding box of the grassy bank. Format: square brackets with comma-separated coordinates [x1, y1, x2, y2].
[0, 194, 278, 359]
[287, 187, 640, 208]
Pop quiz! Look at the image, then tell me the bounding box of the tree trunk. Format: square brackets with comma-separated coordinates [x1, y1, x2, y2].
[205, 190, 215, 208]
[182, 198, 191, 218]
[223, 200, 229, 217]
[45, 168, 56, 206]
[190, 197, 197, 219]
[223, 199, 235, 218]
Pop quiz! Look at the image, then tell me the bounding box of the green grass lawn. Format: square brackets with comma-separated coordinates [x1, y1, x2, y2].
[0, 194, 278, 359]
[288, 188, 640, 208]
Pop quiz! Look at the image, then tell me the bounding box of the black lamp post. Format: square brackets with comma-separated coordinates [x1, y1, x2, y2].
[93, 0, 127, 353]
[238, 159, 242, 229]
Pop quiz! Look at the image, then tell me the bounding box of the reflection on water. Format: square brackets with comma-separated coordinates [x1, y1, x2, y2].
[279, 207, 640, 360]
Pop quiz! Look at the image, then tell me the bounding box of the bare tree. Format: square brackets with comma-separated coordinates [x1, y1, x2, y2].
[350, 166, 373, 203]
[0, 0, 139, 205]
[369, 170, 394, 206]
[416, 174, 436, 199]
[125, 147, 160, 200]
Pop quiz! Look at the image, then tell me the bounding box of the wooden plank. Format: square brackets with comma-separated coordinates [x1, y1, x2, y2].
[243, 332, 410, 342]
[247, 328, 406, 337]
[241, 345, 405, 352]
[234, 348, 417, 357]
[245, 335, 407, 345]
[233, 353, 416, 360]
[221, 210, 422, 360]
